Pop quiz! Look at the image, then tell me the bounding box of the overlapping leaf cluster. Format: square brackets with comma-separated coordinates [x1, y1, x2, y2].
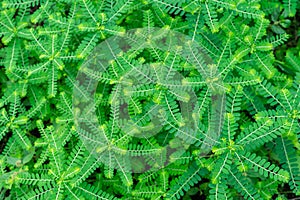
[0, 0, 299, 199]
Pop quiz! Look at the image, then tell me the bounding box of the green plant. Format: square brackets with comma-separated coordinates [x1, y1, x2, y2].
[0, 0, 299, 199]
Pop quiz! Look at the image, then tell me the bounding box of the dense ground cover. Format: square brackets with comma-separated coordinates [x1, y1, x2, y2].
[0, 0, 299, 199]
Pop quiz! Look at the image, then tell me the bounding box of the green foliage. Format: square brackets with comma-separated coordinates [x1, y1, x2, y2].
[0, 0, 299, 199]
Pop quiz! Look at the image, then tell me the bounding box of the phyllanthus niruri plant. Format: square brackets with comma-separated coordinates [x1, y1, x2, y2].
[73, 27, 226, 174]
[0, 0, 299, 199]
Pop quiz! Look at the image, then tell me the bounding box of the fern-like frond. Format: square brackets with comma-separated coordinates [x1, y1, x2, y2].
[166, 163, 202, 200]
